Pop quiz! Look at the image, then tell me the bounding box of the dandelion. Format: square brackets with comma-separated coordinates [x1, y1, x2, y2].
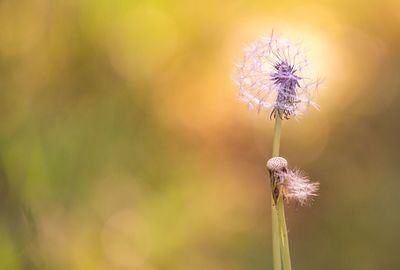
[235, 32, 321, 119]
[234, 31, 324, 270]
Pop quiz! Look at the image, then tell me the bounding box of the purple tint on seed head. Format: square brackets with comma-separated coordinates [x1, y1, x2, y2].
[271, 61, 302, 119]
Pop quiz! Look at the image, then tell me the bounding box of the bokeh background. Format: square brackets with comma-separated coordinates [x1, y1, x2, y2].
[1, 0, 400, 269]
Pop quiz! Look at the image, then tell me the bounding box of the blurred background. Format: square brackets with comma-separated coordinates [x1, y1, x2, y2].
[0, 0, 400, 269]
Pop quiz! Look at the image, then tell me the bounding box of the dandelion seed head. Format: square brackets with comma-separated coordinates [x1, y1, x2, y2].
[234, 32, 321, 119]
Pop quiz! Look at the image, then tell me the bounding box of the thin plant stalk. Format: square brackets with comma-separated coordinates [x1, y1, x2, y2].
[271, 115, 292, 270]
[272, 116, 282, 157]
[277, 195, 292, 270]
[271, 116, 282, 270]
[271, 201, 281, 270]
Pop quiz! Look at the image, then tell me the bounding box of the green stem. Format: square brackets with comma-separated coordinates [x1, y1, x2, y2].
[272, 116, 282, 157]
[271, 116, 282, 270]
[271, 115, 292, 270]
[277, 196, 292, 270]
[271, 201, 281, 270]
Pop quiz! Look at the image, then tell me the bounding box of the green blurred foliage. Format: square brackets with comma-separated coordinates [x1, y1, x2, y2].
[0, 0, 400, 269]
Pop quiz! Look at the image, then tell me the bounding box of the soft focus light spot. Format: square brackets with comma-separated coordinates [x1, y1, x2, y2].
[107, 4, 180, 81]
[37, 208, 74, 266]
[319, 27, 390, 117]
[91, 173, 140, 219]
[101, 208, 153, 269]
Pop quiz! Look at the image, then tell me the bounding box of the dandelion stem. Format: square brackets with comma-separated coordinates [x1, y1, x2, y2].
[272, 116, 282, 157]
[271, 116, 282, 270]
[271, 201, 281, 270]
[271, 115, 292, 270]
[277, 195, 292, 270]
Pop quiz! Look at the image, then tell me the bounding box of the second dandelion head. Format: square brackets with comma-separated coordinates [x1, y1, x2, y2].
[267, 157, 319, 206]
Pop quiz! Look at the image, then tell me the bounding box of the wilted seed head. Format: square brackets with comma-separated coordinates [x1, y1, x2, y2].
[267, 157, 319, 205]
[234, 31, 321, 119]
[281, 169, 319, 205]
